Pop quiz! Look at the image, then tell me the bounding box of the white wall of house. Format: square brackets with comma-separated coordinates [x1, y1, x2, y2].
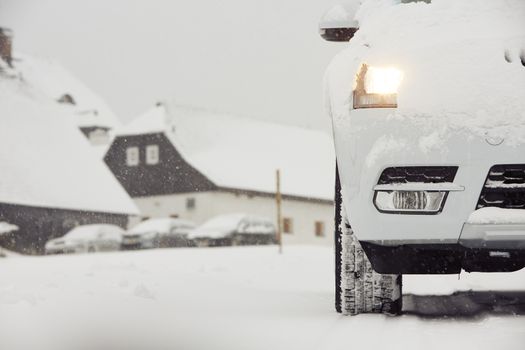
[132, 191, 334, 245]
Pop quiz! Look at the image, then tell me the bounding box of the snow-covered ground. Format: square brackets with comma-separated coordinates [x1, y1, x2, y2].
[1, 246, 524, 350]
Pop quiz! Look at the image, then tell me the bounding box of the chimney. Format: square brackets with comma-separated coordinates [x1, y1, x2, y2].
[156, 100, 175, 132]
[0, 27, 13, 67]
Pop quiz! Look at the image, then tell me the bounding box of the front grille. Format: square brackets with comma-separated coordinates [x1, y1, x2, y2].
[378, 166, 458, 185]
[477, 165, 525, 209]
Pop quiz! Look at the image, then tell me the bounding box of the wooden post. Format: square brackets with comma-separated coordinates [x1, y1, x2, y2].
[275, 169, 283, 254]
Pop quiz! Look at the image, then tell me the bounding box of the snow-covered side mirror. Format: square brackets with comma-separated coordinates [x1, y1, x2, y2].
[319, 3, 359, 42]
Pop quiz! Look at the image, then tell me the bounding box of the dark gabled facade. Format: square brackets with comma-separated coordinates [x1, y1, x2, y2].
[104, 132, 216, 197]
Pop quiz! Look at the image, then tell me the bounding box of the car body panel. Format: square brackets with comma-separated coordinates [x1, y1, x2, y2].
[332, 108, 525, 244]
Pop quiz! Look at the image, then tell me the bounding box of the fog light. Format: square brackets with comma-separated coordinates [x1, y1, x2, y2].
[374, 191, 446, 214]
[393, 191, 427, 210]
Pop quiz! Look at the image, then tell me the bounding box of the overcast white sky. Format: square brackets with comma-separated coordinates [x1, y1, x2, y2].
[0, 0, 344, 129]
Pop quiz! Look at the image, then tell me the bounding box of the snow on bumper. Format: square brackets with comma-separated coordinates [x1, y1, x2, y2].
[333, 108, 525, 246]
[460, 223, 525, 249]
[460, 208, 525, 249]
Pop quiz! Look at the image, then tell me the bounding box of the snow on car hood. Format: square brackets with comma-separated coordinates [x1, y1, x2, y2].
[128, 219, 172, 235]
[188, 228, 233, 240]
[126, 218, 194, 236]
[46, 225, 123, 247]
[325, 0, 525, 145]
[188, 214, 246, 239]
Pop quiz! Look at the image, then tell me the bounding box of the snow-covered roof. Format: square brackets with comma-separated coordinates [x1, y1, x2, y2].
[92, 143, 113, 160]
[325, 0, 525, 145]
[14, 53, 121, 130]
[0, 75, 139, 215]
[120, 103, 335, 201]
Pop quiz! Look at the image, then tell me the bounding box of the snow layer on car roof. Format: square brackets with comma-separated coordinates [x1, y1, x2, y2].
[325, 0, 525, 145]
[64, 224, 123, 239]
[119, 103, 335, 201]
[199, 213, 250, 230]
[188, 213, 274, 239]
[129, 218, 195, 233]
[0, 77, 139, 215]
[15, 53, 121, 130]
[188, 213, 246, 239]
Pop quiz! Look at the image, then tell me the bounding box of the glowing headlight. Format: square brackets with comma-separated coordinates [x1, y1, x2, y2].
[353, 64, 403, 109]
[365, 67, 403, 94]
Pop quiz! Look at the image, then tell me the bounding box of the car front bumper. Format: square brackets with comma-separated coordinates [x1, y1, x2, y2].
[333, 108, 525, 247]
[360, 240, 525, 274]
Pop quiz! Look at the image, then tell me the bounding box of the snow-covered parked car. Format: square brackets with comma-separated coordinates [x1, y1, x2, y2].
[121, 218, 196, 250]
[321, 0, 525, 315]
[0, 221, 19, 258]
[45, 224, 124, 255]
[188, 214, 276, 247]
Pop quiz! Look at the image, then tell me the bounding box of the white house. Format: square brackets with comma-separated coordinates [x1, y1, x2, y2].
[0, 29, 139, 253]
[105, 103, 336, 245]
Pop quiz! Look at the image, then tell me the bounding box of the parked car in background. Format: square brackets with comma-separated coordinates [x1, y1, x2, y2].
[121, 218, 196, 250]
[45, 224, 124, 255]
[188, 213, 276, 247]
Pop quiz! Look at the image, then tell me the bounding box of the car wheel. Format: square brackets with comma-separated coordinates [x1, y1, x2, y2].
[335, 164, 402, 315]
[232, 236, 242, 246]
[153, 234, 161, 249]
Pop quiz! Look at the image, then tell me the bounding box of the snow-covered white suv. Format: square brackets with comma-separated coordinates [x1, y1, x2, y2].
[321, 0, 525, 315]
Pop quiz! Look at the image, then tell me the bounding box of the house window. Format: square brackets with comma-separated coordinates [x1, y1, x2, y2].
[146, 145, 159, 165]
[315, 221, 325, 237]
[186, 197, 196, 210]
[283, 217, 293, 234]
[126, 147, 139, 166]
